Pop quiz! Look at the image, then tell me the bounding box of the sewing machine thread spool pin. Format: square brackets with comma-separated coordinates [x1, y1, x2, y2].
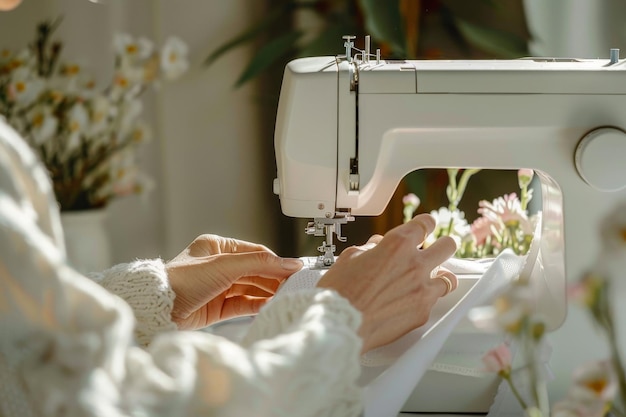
[610, 48, 620, 65]
[343, 35, 356, 62]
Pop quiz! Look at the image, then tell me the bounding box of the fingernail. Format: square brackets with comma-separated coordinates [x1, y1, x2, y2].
[281, 257, 304, 271]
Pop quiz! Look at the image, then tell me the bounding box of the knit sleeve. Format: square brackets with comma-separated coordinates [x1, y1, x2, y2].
[88, 259, 177, 346]
[0, 119, 366, 417]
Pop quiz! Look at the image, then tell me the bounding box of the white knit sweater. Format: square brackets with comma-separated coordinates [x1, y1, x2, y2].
[0, 118, 363, 417]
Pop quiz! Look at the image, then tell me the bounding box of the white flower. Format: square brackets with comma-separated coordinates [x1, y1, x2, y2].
[160, 36, 189, 80]
[67, 103, 89, 133]
[54, 61, 91, 94]
[108, 149, 141, 196]
[118, 99, 143, 136]
[12, 47, 36, 69]
[59, 61, 83, 77]
[109, 66, 144, 100]
[569, 360, 617, 403]
[551, 400, 605, 417]
[0, 48, 12, 64]
[114, 33, 154, 62]
[88, 95, 112, 136]
[6, 67, 45, 107]
[552, 360, 616, 417]
[65, 103, 90, 152]
[469, 282, 536, 335]
[27, 105, 58, 145]
[425, 207, 470, 247]
[126, 120, 152, 144]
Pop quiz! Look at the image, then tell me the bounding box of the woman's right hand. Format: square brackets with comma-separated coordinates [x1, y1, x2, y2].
[317, 213, 458, 353]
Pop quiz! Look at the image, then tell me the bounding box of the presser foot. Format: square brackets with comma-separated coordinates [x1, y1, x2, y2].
[305, 215, 354, 269]
[313, 242, 336, 269]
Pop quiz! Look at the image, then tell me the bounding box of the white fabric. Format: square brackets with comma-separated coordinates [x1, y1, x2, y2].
[276, 252, 528, 417]
[362, 251, 526, 417]
[0, 117, 364, 417]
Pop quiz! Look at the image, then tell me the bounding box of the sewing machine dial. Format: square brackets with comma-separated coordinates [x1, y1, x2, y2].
[575, 127, 626, 192]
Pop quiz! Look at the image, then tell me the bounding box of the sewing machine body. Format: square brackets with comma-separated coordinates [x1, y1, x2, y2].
[273, 52, 626, 413]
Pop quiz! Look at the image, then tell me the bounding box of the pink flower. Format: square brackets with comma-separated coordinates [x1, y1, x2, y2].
[518, 168, 534, 188]
[478, 193, 533, 235]
[402, 193, 421, 223]
[482, 343, 512, 374]
[402, 193, 420, 208]
[470, 215, 494, 246]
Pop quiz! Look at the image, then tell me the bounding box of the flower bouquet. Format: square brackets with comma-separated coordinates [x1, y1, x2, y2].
[402, 168, 536, 258]
[403, 169, 626, 416]
[0, 20, 189, 211]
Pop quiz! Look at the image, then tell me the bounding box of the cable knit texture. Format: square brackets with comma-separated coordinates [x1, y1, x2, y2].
[242, 288, 363, 417]
[89, 259, 177, 346]
[0, 117, 365, 417]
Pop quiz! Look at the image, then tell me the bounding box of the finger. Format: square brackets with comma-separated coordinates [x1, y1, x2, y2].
[422, 235, 458, 268]
[220, 295, 269, 320]
[387, 213, 436, 247]
[220, 237, 276, 255]
[227, 283, 276, 298]
[234, 276, 284, 292]
[356, 235, 383, 251]
[214, 252, 303, 285]
[357, 242, 377, 251]
[188, 235, 277, 257]
[431, 270, 458, 296]
[429, 265, 451, 278]
[366, 234, 383, 245]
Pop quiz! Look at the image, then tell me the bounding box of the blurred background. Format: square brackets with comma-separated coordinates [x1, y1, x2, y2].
[2, 0, 626, 263]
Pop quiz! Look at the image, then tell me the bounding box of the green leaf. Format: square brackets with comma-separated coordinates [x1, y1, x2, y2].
[298, 18, 360, 58]
[357, 0, 406, 56]
[204, 7, 287, 67]
[234, 31, 302, 87]
[454, 17, 528, 58]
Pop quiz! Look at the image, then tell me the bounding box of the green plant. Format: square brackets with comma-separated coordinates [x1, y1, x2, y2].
[205, 0, 531, 87]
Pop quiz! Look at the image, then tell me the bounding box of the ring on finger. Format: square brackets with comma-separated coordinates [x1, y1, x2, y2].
[435, 275, 453, 296]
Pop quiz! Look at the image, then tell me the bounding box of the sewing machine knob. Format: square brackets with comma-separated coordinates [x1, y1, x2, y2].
[575, 127, 626, 191]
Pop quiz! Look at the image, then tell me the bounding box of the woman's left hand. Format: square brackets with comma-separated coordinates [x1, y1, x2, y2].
[166, 234, 303, 330]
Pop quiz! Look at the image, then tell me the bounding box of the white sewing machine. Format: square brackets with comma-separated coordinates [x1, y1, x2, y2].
[272, 36, 626, 414]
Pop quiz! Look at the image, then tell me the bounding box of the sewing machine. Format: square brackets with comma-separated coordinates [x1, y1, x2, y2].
[272, 36, 626, 414]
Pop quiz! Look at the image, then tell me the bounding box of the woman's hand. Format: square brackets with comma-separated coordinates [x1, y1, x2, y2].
[317, 213, 458, 353]
[166, 234, 303, 330]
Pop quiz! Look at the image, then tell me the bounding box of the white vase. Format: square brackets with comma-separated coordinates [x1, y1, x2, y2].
[60, 208, 112, 274]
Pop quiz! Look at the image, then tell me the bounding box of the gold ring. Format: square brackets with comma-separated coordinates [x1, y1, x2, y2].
[436, 275, 453, 296]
